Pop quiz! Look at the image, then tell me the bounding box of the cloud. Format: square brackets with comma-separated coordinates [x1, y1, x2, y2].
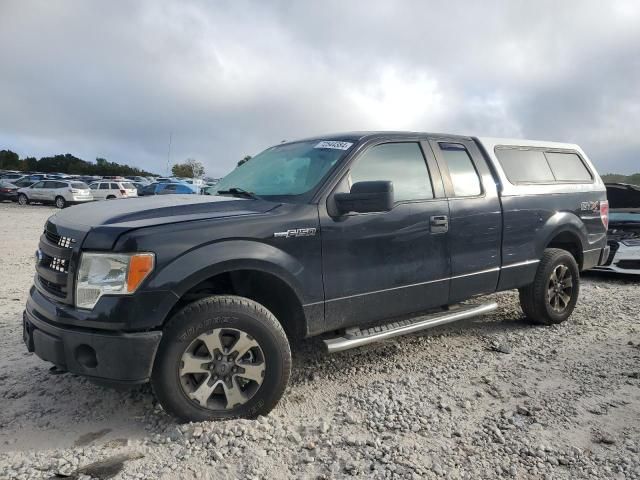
[0, 0, 638, 176]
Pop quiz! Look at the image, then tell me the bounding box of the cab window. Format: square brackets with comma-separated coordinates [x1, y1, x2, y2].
[349, 142, 433, 202]
[438, 143, 482, 197]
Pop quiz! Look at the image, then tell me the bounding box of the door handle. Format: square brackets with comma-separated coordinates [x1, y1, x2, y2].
[430, 215, 449, 233]
[430, 215, 448, 226]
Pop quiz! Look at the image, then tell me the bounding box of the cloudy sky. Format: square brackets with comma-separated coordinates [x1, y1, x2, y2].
[1, 1, 639, 177]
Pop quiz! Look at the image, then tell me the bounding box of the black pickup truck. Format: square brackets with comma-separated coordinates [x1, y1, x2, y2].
[23, 132, 610, 422]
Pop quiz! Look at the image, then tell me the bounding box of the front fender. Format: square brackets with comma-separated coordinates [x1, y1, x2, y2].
[146, 239, 307, 302]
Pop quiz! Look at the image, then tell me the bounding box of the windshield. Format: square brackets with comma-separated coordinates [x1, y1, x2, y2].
[213, 140, 353, 199]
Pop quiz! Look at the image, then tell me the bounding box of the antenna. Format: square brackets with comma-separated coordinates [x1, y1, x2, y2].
[165, 132, 172, 175]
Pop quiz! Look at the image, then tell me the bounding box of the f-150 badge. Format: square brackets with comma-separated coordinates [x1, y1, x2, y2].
[274, 228, 317, 238]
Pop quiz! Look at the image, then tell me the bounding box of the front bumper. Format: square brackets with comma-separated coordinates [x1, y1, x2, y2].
[593, 242, 640, 275]
[24, 294, 162, 384]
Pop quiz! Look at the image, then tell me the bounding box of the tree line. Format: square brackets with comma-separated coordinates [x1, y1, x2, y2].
[0, 149, 158, 176]
[601, 173, 640, 186]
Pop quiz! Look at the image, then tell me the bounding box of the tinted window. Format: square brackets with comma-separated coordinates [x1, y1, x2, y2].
[349, 143, 433, 202]
[439, 143, 482, 197]
[71, 182, 89, 189]
[42, 181, 56, 188]
[99, 183, 109, 190]
[495, 148, 555, 183]
[545, 152, 592, 182]
[110, 183, 119, 189]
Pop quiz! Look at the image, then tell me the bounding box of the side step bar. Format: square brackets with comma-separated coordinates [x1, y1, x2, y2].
[324, 302, 498, 353]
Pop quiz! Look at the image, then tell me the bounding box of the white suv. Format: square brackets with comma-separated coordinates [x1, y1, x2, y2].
[89, 181, 138, 200]
[17, 180, 93, 208]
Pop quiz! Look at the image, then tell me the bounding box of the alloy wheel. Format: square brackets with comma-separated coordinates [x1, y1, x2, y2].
[179, 328, 266, 410]
[547, 264, 573, 313]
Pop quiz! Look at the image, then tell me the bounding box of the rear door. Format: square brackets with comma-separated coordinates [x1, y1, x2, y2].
[428, 139, 502, 302]
[320, 139, 451, 331]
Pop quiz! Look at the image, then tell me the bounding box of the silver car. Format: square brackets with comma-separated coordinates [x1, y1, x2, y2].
[17, 180, 93, 208]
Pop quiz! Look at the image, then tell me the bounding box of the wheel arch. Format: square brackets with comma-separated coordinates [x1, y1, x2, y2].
[149, 240, 311, 340]
[538, 212, 588, 269]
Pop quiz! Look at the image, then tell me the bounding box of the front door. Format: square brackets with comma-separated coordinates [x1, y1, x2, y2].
[319, 140, 451, 331]
[29, 181, 46, 200]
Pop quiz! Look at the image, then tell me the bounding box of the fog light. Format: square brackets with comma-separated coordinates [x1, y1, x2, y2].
[75, 344, 97, 368]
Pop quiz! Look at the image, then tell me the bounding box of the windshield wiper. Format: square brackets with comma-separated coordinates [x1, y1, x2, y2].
[216, 187, 261, 200]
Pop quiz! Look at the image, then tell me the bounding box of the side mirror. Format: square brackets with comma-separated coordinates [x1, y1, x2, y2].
[334, 181, 394, 214]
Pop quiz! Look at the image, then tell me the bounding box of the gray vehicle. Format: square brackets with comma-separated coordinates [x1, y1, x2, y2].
[23, 132, 609, 422]
[17, 180, 93, 208]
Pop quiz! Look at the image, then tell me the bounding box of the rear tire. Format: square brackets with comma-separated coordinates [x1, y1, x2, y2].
[55, 196, 66, 209]
[519, 248, 580, 325]
[151, 295, 291, 422]
[18, 194, 29, 206]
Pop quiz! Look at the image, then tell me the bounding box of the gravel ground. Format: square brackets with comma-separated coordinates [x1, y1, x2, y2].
[0, 201, 639, 480]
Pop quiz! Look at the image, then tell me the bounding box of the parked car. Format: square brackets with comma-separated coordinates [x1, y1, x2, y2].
[12, 176, 37, 188]
[129, 182, 146, 196]
[593, 183, 640, 275]
[89, 181, 138, 200]
[139, 182, 196, 195]
[0, 180, 19, 202]
[157, 183, 197, 195]
[23, 132, 609, 422]
[17, 180, 93, 208]
[0, 172, 25, 181]
[125, 176, 151, 184]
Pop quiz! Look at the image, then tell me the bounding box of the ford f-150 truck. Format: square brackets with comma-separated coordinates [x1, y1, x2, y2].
[23, 132, 610, 422]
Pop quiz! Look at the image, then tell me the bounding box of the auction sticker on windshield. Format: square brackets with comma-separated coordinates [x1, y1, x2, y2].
[314, 141, 353, 150]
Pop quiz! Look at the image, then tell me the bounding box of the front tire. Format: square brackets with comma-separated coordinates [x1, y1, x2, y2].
[152, 295, 291, 422]
[519, 248, 580, 325]
[18, 194, 29, 205]
[55, 196, 66, 209]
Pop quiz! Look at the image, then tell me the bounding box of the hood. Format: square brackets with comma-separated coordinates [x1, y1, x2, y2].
[50, 195, 280, 230]
[606, 183, 640, 209]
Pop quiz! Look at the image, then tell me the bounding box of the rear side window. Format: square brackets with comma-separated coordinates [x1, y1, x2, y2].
[496, 148, 592, 183]
[349, 142, 433, 202]
[545, 152, 592, 181]
[110, 183, 119, 189]
[495, 149, 555, 183]
[438, 143, 482, 197]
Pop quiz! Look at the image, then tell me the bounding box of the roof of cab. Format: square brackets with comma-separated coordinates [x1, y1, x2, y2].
[292, 131, 474, 143]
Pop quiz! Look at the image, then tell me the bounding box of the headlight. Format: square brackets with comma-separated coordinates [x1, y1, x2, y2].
[76, 252, 155, 309]
[622, 239, 640, 247]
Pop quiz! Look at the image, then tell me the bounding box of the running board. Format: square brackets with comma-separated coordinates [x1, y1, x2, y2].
[323, 302, 498, 353]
